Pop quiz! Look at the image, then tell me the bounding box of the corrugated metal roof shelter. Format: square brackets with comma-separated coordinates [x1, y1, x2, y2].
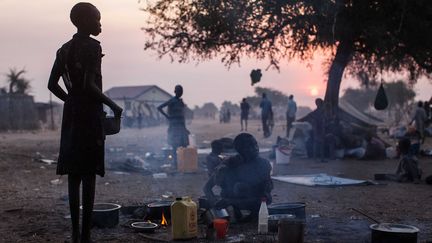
[105, 85, 172, 100]
[104, 85, 174, 127]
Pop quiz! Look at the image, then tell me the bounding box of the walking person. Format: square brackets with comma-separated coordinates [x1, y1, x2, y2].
[286, 95, 297, 137]
[158, 85, 190, 168]
[240, 98, 250, 131]
[48, 3, 123, 242]
[259, 93, 273, 138]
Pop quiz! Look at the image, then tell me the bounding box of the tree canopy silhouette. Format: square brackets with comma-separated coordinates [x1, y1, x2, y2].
[5, 68, 31, 95]
[142, 0, 432, 113]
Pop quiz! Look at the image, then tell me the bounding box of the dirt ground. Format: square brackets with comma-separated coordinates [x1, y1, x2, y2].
[1, 118, 432, 243]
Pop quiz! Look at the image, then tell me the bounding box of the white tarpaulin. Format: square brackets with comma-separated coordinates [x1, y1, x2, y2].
[272, 173, 372, 186]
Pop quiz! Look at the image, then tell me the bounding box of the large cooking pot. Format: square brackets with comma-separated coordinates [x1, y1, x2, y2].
[268, 202, 305, 220]
[370, 223, 419, 243]
[146, 200, 173, 221]
[90, 203, 121, 228]
[268, 214, 295, 233]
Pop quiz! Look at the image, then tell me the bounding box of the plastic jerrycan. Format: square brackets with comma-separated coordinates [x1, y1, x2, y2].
[176, 147, 198, 172]
[171, 197, 198, 239]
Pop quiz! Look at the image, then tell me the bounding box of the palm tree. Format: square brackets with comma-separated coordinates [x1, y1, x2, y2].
[6, 68, 31, 94]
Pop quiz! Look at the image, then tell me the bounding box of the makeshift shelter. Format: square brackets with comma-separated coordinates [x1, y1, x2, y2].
[105, 85, 194, 127]
[299, 99, 386, 132]
[105, 85, 172, 127]
[0, 94, 39, 130]
[290, 100, 386, 157]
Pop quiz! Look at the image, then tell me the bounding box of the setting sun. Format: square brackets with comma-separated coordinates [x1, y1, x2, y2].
[310, 87, 319, 96]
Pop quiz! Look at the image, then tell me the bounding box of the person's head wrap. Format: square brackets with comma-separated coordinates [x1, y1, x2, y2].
[233, 133, 259, 160]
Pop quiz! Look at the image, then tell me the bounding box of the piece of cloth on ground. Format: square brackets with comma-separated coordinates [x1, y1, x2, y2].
[272, 173, 373, 186]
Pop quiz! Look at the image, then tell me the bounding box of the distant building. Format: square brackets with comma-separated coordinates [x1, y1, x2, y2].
[0, 93, 40, 131]
[35, 101, 62, 130]
[104, 85, 178, 127]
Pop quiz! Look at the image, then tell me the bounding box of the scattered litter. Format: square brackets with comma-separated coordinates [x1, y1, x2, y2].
[422, 149, 432, 156]
[310, 214, 320, 218]
[105, 182, 110, 186]
[272, 173, 373, 187]
[33, 188, 40, 191]
[162, 191, 174, 199]
[50, 179, 63, 185]
[40, 166, 46, 169]
[153, 173, 168, 179]
[33, 152, 57, 164]
[227, 234, 246, 243]
[144, 152, 154, 159]
[197, 147, 271, 155]
[39, 159, 56, 165]
[160, 164, 172, 169]
[64, 214, 71, 219]
[113, 171, 130, 175]
[350, 215, 361, 220]
[23, 170, 31, 173]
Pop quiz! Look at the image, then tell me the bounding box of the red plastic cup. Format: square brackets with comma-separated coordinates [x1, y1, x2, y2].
[213, 218, 229, 239]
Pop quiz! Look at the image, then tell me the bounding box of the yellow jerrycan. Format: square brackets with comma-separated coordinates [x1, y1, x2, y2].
[176, 147, 198, 173]
[171, 197, 198, 240]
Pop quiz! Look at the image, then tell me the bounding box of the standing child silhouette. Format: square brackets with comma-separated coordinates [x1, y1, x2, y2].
[48, 3, 122, 242]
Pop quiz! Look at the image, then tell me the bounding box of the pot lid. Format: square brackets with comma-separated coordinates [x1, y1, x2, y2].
[370, 223, 419, 233]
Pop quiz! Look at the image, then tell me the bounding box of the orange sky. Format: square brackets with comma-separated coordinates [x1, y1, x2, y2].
[0, 0, 430, 108]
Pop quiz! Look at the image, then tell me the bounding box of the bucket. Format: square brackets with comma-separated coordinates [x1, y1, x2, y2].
[275, 146, 291, 164]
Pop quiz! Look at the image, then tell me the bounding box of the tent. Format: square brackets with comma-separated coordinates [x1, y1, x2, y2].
[299, 99, 386, 131]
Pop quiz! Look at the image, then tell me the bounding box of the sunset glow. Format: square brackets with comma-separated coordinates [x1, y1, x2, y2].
[310, 87, 319, 96]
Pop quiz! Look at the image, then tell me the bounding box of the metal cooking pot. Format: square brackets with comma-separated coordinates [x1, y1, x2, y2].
[370, 223, 419, 243]
[146, 200, 173, 221]
[268, 214, 295, 233]
[89, 203, 121, 228]
[268, 202, 306, 219]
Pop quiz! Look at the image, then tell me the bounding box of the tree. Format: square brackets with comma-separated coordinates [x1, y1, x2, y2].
[341, 80, 416, 124]
[220, 100, 240, 115]
[142, 0, 432, 114]
[5, 68, 31, 94]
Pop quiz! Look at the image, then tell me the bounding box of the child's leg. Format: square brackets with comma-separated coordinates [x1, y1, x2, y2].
[245, 119, 248, 131]
[81, 174, 96, 243]
[68, 174, 82, 243]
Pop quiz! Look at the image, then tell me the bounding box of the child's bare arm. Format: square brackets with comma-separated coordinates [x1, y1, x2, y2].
[86, 72, 122, 117]
[48, 56, 68, 102]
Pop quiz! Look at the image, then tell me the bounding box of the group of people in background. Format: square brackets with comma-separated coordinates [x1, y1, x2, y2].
[239, 93, 297, 139]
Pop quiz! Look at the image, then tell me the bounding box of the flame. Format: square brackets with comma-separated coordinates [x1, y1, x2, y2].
[161, 212, 168, 226]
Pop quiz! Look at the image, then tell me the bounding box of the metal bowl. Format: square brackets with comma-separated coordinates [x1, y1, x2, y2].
[131, 222, 158, 233]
